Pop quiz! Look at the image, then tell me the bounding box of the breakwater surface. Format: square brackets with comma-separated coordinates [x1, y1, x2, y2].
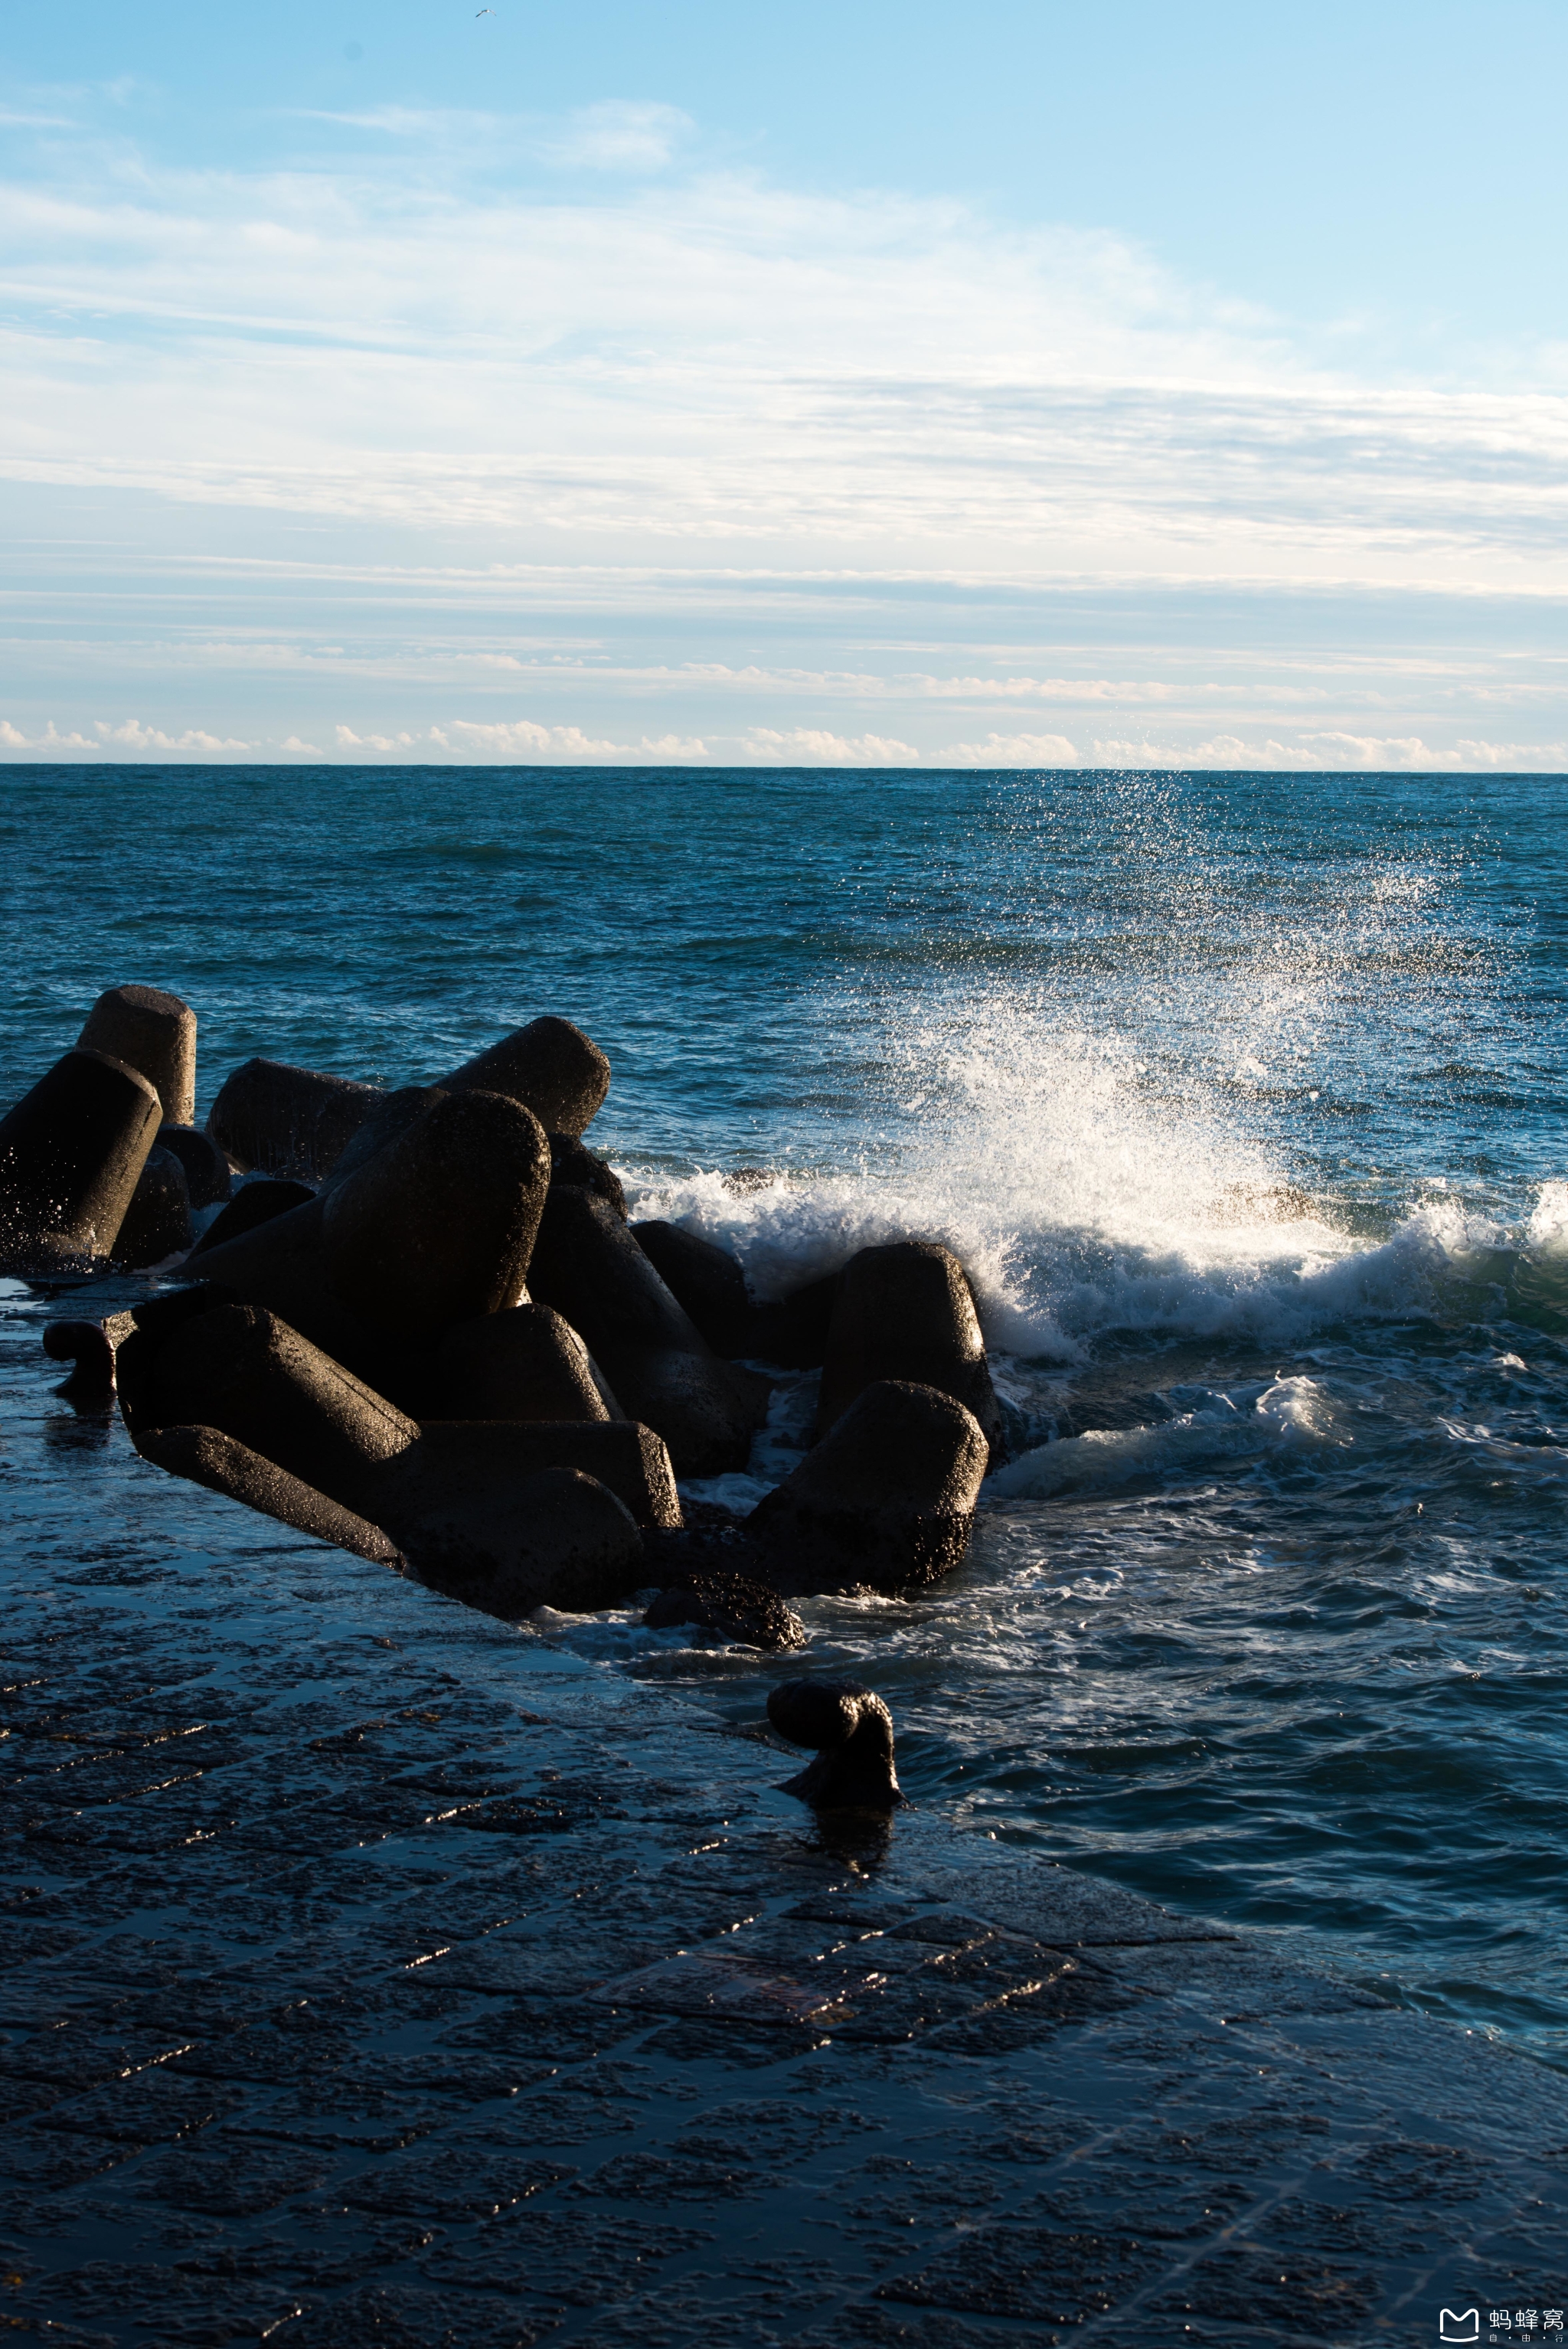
[3, 760, 1566, 2065]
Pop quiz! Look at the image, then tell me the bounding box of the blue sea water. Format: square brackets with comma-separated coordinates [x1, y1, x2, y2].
[2, 760, 1566, 2062]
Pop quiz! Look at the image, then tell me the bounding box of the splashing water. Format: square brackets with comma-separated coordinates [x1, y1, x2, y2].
[1, 760, 1565, 2068]
[632, 997, 1543, 1367]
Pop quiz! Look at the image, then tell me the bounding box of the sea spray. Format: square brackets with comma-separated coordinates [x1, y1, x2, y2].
[1, 758, 1564, 2066]
[629, 1067, 1560, 1364]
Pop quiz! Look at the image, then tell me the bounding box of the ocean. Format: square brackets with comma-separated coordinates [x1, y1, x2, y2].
[3, 760, 1565, 2066]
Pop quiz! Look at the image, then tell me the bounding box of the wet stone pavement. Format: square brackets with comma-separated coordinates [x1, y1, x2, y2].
[4, 1284, 1568, 2348]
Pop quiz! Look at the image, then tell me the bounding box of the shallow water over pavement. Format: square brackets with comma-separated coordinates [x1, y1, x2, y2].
[3, 759, 1565, 2065]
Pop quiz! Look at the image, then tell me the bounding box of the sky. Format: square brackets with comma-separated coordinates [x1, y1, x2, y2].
[2, 0, 1566, 768]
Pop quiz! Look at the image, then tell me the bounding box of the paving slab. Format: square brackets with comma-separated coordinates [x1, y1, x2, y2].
[2, 1287, 1566, 2345]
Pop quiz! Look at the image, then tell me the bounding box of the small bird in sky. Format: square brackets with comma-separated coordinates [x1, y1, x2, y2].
[475, 8, 495, 15]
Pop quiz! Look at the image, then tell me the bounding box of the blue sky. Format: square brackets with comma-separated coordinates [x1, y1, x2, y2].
[2, 0, 1566, 766]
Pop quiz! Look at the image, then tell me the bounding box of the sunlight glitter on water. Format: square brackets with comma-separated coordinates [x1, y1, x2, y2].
[2, 759, 1565, 2063]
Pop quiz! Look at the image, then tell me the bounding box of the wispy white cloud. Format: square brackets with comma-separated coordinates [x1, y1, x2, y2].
[335, 724, 418, 750]
[1, 124, 1563, 592]
[1076, 731, 1568, 771]
[5, 711, 1565, 769]
[296, 98, 693, 173]
[541, 102, 694, 172]
[93, 717, 251, 750]
[1453, 736, 1568, 766]
[738, 727, 922, 765]
[296, 105, 485, 137]
[2, 106, 1566, 757]
[437, 717, 713, 760]
[941, 731, 1080, 766]
[0, 715, 252, 754]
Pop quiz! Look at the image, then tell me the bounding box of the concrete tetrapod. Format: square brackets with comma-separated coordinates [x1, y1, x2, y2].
[393, 1462, 644, 1619]
[767, 1679, 903, 1808]
[207, 1057, 384, 1181]
[748, 1378, 989, 1596]
[315, 1086, 446, 1197]
[188, 1179, 313, 1256]
[0, 1048, 162, 1273]
[139, 1424, 407, 1567]
[405, 1422, 681, 1531]
[112, 1145, 193, 1268]
[133, 1302, 420, 1513]
[43, 1320, 118, 1398]
[154, 1123, 231, 1209]
[129, 1299, 675, 1614]
[548, 1133, 627, 1218]
[109, 1284, 249, 1437]
[529, 1187, 769, 1475]
[189, 1090, 552, 1401]
[174, 1194, 413, 1400]
[319, 1088, 550, 1342]
[431, 1302, 621, 1423]
[205, 1018, 610, 1185]
[318, 1093, 626, 1220]
[438, 1015, 610, 1138]
[632, 1220, 752, 1356]
[77, 984, 197, 1128]
[818, 1240, 1003, 1460]
[744, 1269, 844, 1369]
[643, 1570, 805, 1651]
[142, 1416, 644, 1616]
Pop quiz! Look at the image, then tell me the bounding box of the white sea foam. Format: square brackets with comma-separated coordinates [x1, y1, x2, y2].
[1253, 1373, 1348, 1442]
[985, 1374, 1348, 1501]
[1528, 1178, 1568, 1253]
[628, 1009, 1530, 1360]
[985, 1401, 1252, 1498]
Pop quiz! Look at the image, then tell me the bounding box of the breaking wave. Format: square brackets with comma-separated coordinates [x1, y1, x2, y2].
[627, 1014, 1564, 1363]
[985, 1375, 1348, 1499]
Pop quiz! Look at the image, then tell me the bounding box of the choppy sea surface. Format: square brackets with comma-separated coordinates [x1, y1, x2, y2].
[3, 761, 1565, 2064]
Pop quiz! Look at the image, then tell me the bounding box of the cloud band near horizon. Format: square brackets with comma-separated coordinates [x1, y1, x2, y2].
[2, 96, 1566, 767]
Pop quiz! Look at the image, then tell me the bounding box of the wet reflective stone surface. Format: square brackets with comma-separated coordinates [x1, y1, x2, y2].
[4, 1277, 1566, 2345]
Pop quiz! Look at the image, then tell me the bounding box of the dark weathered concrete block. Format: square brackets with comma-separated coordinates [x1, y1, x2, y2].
[321, 1088, 550, 1343]
[745, 1269, 844, 1368]
[174, 1194, 415, 1400]
[432, 1302, 619, 1423]
[155, 1122, 232, 1209]
[768, 1679, 903, 1808]
[316, 1085, 446, 1197]
[644, 1569, 805, 1651]
[136, 1302, 420, 1515]
[112, 1143, 193, 1267]
[187, 1090, 550, 1400]
[0, 1047, 162, 1272]
[749, 1378, 988, 1595]
[77, 982, 197, 1126]
[530, 1187, 768, 1476]
[438, 1015, 610, 1137]
[125, 1295, 669, 1609]
[400, 1463, 644, 1618]
[110, 1282, 239, 1438]
[139, 1423, 406, 1566]
[818, 1240, 1003, 1457]
[207, 1057, 384, 1180]
[550, 1131, 627, 1218]
[405, 1420, 681, 1531]
[633, 1220, 751, 1355]
[189, 1178, 314, 1256]
[42, 1318, 118, 1397]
